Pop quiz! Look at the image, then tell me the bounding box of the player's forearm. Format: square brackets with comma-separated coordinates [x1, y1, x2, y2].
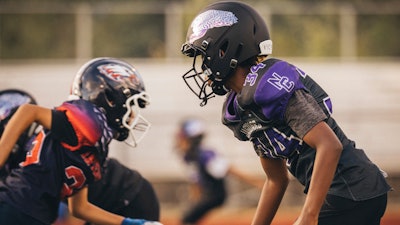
[298, 121, 342, 222]
[251, 177, 288, 225]
[69, 187, 125, 225]
[300, 144, 342, 221]
[228, 166, 264, 189]
[75, 204, 124, 225]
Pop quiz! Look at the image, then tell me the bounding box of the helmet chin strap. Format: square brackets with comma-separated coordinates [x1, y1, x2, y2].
[211, 81, 229, 96]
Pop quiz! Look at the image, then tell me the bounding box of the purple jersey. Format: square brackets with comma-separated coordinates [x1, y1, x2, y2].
[0, 99, 113, 224]
[184, 148, 226, 198]
[222, 58, 391, 201]
[222, 59, 323, 159]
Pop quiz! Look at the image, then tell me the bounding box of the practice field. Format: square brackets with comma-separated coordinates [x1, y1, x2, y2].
[52, 205, 400, 225]
[160, 206, 400, 225]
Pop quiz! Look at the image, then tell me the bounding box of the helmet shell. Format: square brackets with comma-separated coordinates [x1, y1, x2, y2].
[0, 89, 37, 122]
[184, 1, 272, 82]
[70, 57, 147, 141]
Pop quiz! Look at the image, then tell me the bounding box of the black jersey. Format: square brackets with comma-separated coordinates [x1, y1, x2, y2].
[222, 58, 391, 201]
[0, 99, 113, 224]
[88, 158, 144, 213]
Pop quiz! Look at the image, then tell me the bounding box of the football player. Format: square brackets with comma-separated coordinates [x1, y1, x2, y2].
[0, 58, 162, 225]
[174, 118, 263, 225]
[0, 89, 160, 225]
[180, 2, 391, 225]
[0, 89, 39, 181]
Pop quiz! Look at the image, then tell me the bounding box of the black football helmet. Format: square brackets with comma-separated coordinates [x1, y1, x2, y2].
[69, 57, 151, 147]
[0, 89, 39, 178]
[181, 1, 272, 106]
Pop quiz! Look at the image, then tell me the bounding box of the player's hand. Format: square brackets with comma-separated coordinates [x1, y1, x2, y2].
[122, 218, 164, 225]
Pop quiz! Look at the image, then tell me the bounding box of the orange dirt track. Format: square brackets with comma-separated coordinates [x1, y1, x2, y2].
[52, 204, 400, 225]
[160, 206, 400, 225]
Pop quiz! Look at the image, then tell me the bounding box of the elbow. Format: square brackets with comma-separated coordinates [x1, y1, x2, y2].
[70, 209, 85, 221]
[266, 174, 289, 195]
[334, 140, 343, 156]
[69, 204, 85, 220]
[282, 172, 290, 188]
[271, 170, 290, 190]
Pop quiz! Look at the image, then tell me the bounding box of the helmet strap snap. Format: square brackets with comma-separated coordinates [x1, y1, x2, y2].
[230, 59, 238, 68]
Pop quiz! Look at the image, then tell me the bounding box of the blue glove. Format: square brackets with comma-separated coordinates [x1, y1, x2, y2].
[122, 218, 163, 225]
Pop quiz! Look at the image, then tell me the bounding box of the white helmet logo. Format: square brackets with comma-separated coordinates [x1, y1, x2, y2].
[189, 9, 238, 44]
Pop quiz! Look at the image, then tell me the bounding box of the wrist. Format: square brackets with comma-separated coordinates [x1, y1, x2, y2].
[122, 218, 146, 225]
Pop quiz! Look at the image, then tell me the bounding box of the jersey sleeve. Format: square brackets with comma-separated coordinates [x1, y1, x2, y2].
[51, 110, 78, 146]
[285, 90, 327, 138]
[54, 100, 103, 151]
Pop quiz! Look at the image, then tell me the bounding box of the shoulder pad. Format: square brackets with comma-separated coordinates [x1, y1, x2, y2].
[56, 100, 112, 151]
[238, 58, 279, 107]
[240, 59, 306, 120]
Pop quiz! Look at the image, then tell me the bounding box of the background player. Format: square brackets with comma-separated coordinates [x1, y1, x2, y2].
[0, 89, 39, 181]
[0, 58, 162, 225]
[180, 2, 391, 225]
[174, 117, 263, 225]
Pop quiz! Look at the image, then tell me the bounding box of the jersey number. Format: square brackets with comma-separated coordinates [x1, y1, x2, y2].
[20, 131, 45, 167]
[61, 166, 86, 197]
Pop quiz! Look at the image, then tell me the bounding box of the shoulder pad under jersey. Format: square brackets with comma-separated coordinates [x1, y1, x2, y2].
[239, 59, 306, 121]
[56, 99, 113, 151]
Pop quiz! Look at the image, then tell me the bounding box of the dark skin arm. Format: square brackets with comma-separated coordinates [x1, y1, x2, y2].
[293, 121, 342, 225]
[228, 166, 264, 189]
[251, 122, 342, 225]
[251, 157, 289, 225]
[68, 187, 125, 225]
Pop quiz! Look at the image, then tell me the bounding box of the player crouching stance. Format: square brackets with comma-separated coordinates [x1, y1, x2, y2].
[0, 58, 162, 225]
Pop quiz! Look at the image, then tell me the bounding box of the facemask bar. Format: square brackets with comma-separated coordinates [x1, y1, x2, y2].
[122, 92, 151, 147]
[182, 49, 215, 106]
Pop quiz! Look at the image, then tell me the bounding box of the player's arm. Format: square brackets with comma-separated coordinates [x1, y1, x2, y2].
[68, 186, 125, 225]
[293, 121, 342, 225]
[251, 157, 289, 225]
[228, 166, 264, 189]
[0, 104, 51, 167]
[69, 186, 162, 225]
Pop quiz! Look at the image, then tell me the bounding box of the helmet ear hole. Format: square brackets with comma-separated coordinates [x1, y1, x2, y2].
[219, 41, 229, 58]
[104, 89, 116, 107]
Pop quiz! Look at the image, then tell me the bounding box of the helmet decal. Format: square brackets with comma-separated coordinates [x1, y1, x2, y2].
[189, 9, 238, 44]
[0, 93, 32, 120]
[97, 64, 142, 88]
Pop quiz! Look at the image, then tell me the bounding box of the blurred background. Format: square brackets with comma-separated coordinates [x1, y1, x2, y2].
[0, 0, 399, 223]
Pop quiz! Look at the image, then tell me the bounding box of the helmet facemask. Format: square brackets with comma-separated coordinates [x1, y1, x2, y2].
[182, 42, 231, 106]
[182, 45, 216, 106]
[121, 92, 151, 147]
